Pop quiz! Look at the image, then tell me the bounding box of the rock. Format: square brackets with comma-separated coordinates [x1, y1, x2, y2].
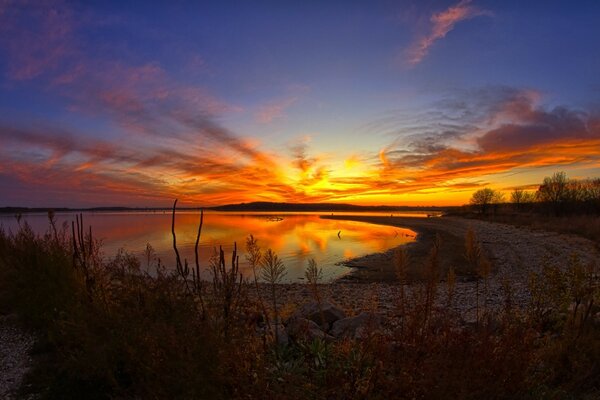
[286, 318, 332, 342]
[331, 312, 382, 339]
[287, 301, 346, 330]
[268, 323, 289, 346]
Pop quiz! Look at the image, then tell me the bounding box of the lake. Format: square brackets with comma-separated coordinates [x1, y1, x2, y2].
[0, 211, 419, 282]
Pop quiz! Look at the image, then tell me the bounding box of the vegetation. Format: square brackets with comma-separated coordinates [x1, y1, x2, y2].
[0, 203, 599, 399]
[470, 171, 600, 216]
[470, 188, 505, 214]
[465, 171, 600, 242]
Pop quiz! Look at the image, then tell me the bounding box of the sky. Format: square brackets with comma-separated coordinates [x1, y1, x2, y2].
[1, 0, 599, 207]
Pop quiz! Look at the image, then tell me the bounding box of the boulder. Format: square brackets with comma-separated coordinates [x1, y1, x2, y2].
[286, 317, 332, 342]
[330, 312, 382, 339]
[268, 323, 289, 346]
[287, 301, 346, 330]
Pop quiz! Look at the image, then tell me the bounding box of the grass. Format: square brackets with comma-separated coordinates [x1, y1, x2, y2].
[464, 211, 600, 245]
[0, 209, 599, 399]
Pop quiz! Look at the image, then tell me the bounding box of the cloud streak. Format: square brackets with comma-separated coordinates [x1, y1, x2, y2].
[406, 0, 489, 66]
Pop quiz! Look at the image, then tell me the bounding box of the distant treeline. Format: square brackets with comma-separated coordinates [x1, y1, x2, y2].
[0, 202, 458, 215]
[469, 172, 600, 215]
[211, 201, 455, 212]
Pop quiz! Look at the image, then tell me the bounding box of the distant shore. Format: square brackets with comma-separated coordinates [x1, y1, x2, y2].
[0, 201, 456, 214]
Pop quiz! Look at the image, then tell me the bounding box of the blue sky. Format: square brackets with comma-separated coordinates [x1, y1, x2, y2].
[1, 0, 599, 207]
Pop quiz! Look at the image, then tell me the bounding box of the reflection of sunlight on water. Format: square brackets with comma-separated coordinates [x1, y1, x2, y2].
[0, 211, 416, 282]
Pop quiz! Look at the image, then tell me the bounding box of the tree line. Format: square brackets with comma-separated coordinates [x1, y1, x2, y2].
[470, 171, 600, 215]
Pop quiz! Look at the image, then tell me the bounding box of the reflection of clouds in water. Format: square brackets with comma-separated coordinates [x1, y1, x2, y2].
[1, 212, 415, 282]
[343, 248, 355, 259]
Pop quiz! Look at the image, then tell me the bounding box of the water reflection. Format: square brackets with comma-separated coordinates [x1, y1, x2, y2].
[0, 211, 417, 282]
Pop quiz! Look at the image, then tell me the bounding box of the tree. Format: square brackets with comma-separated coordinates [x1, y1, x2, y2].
[470, 188, 504, 214]
[510, 188, 535, 210]
[537, 171, 568, 214]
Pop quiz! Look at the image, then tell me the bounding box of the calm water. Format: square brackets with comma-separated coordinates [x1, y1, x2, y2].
[0, 211, 419, 282]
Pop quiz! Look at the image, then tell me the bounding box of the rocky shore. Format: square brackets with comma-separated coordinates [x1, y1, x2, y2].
[253, 216, 600, 325]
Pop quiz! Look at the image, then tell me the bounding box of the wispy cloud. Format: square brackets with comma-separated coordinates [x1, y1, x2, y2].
[256, 96, 298, 124]
[365, 87, 600, 197]
[255, 85, 309, 124]
[406, 0, 490, 66]
[0, 2, 75, 80]
[0, 121, 294, 207]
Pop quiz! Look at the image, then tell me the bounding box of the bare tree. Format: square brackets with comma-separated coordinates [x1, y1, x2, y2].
[470, 188, 504, 214]
[538, 171, 568, 214]
[510, 188, 535, 210]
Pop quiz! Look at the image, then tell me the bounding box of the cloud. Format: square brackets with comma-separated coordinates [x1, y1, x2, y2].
[255, 96, 299, 124]
[0, 121, 294, 207]
[406, 0, 489, 66]
[288, 139, 330, 188]
[255, 85, 309, 124]
[368, 87, 600, 196]
[0, 1, 76, 80]
[477, 107, 592, 152]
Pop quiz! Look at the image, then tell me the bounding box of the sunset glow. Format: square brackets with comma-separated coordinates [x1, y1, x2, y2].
[1, 1, 599, 207]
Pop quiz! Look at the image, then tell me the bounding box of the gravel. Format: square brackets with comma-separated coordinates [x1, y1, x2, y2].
[0, 315, 34, 400]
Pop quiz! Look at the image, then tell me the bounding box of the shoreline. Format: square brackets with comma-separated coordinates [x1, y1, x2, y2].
[280, 215, 600, 321]
[323, 215, 471, 283]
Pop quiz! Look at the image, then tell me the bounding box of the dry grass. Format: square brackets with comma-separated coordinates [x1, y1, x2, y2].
[467, 212, 600, 245]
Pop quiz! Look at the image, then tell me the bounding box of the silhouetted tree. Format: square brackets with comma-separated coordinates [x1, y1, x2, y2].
[510, 188, 535, 211]
[538, 171, 569, 215]
[470, 188, 504, 214]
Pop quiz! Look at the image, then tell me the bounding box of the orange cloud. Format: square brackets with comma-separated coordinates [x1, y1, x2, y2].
[406, 0, 490, 66]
